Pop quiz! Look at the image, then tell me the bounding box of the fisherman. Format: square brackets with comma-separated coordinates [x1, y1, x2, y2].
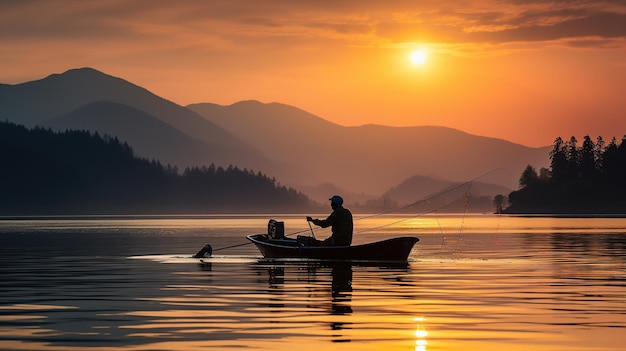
[307, 195, 353, 246]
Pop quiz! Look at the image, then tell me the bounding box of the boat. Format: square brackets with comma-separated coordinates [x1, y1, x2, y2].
[246, 234, 419, 261]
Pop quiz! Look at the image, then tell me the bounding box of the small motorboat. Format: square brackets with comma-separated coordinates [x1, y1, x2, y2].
[246, 233, 419, 261]
[192, 219, 419, 261]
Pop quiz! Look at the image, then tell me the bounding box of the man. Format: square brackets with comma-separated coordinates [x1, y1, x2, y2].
[307, 195, 353, 246]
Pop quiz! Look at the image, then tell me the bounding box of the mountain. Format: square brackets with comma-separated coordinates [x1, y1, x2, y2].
[0, 68, 550, 207]
[0, 68, 272, 171]
[188, 101, 550, 195]
[187, 100, 340, 188]
[384, 175, 467, 205]
[383, 174, 511, 206]
[42, 101, 231, 168]
[0, 121, 316, 215]
[299, 175, 511, 211]
[297, 182, 377, 206]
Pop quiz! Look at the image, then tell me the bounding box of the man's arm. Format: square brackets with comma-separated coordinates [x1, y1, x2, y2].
[309, 211, 336, 228]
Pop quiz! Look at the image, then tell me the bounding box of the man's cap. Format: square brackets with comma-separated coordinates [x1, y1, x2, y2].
[329, 195, 343, 205]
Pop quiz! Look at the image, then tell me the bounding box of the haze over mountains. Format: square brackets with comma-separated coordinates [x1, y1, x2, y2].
[189, 100, 549, 196]
[0, 68, 272, 173]
[1, 68, 551, 206]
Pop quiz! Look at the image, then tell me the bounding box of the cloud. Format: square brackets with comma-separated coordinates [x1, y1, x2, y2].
[465, 11, 626, 45]
[1, 0, 625, 76]
[2, 0, 625, 49]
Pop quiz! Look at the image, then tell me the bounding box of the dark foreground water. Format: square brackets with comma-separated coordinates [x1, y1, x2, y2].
[0, 214, 624, 351]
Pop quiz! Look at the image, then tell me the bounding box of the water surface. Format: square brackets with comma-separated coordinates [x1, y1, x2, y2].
[0, 214, 624, 350]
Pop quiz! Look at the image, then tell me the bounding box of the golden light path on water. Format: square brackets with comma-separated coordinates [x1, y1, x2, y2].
[0, 214, 624, 351]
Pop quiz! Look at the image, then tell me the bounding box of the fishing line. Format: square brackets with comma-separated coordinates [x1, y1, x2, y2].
[455, 182, 473, 252]
[354, 191, 468, 235]
[352, 168, 507, 234]
[199, 167, 509, 256]
[353, 167, 507, 222]
[435, 208, 446, 250]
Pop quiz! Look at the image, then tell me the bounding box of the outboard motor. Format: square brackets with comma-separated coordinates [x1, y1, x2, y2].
[267, 219, 285, 239]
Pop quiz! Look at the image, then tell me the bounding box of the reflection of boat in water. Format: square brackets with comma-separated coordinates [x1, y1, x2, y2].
[259, 261, 413, 343]
[330, 263, 353, 317]
[247, 234, 419, 261]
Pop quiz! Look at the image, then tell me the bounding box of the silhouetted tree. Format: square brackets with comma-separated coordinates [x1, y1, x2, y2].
[549, 137, 567, 183]
[493, 194, 507, 214]
[565, 136, 579, 180]
[594, 136, 605, 173]
[539, 167, 551, 182]
[519, 165, 539, 188]
[506, 134, 626, 214]
[579, 135, 596, 180]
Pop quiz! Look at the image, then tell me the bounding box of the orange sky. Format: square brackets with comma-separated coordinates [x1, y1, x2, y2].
[1, 0, 625, 147]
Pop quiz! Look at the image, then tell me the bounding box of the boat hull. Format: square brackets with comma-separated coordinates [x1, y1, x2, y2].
[246, 234, 419, 261]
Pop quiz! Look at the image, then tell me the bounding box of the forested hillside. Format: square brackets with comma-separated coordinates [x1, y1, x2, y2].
[505, 135, 626, 214]
[0, 121, 316, 215]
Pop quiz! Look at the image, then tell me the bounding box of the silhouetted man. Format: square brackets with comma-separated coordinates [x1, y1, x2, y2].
[307, 195, 353, 246]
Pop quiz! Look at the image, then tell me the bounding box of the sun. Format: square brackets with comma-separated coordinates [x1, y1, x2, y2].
[410, 50, 427, 65]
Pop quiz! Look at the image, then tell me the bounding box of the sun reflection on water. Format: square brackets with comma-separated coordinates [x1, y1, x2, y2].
[414, 317, 428, 351]
[1, 216, 625, 351]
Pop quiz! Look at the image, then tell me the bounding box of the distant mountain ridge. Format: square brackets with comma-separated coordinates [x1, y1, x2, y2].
[383, 175, 510, 205]
[1, 68, 551, 208]
[188, 101, 550, 194]
[42, 101, 220, 168]
[0, 67, 273, 172]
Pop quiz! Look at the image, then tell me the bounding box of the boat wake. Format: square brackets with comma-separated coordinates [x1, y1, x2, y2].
[129, 254, 262, 264]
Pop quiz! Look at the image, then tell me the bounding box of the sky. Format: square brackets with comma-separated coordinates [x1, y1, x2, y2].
[1, 0, 625, 147]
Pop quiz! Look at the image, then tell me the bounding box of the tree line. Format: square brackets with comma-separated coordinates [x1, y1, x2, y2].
[504, 135, 626, 214]
[0, 121, 317, 215]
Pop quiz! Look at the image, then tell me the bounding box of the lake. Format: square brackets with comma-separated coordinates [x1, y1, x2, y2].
[0, 214, 624, 350]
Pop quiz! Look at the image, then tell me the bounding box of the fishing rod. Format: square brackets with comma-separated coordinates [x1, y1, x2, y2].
[193, 167, 509, 258]
[307, 220, 316, 239]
